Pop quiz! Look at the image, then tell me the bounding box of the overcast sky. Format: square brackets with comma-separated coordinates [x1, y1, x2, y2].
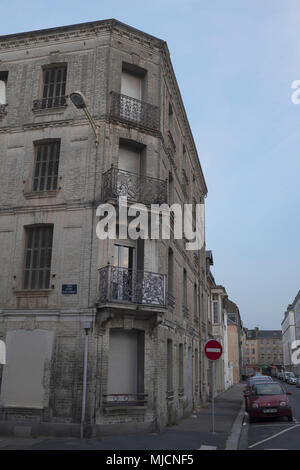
[2, 0, 300, 330]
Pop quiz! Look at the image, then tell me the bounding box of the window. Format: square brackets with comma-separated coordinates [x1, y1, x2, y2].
[41, 65, 67, 108]
[168, 103, 173, 130]
[107, 329, 145, 403]
[167, 339, 173, 394]
[0, 72, 8, 105]
[33, 140, 60, 192]
[183, 269, 187, 306]
[194, 284, 198, 316]
[23, 225, 53, 290]
[213, 295, 219, 324]
[168, 248, 174, 295]
[179, 343, 184, 392]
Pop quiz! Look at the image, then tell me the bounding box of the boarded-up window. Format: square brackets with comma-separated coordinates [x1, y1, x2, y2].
[33, 140, 60, 192]
[42, 65, 67, 108]
[23, 225, 53, 290]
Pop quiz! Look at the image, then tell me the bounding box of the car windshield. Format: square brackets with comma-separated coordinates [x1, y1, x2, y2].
[286, 373, 295, 377]
[249, 377, 271, 384]
[252, 383, 284, 395]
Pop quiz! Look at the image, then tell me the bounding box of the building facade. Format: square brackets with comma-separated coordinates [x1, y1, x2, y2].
[243, 328, 283, 374]
[225, 299, 242, 384]
[0, 19, 210, 436]
[282, 290, 300, 376]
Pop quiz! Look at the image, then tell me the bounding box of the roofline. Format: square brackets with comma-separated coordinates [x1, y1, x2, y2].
[0, 18, 164, 44]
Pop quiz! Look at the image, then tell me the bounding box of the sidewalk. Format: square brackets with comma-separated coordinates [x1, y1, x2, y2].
[0, 384, 245, 450]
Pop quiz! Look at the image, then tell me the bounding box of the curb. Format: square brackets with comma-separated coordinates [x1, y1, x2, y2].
[225, 399, 245, 450]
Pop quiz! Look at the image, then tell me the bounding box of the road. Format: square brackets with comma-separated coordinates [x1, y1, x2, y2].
[240, 379, 300, 450]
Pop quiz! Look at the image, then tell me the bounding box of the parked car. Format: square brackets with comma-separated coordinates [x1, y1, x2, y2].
[284, 372, 295, 382]
[287, 376, 297, 385]
[278, 372, 284, 380]
[296, 378, 300, 388]
[244, 376, 274, 411]
[246, 382, 293, 423]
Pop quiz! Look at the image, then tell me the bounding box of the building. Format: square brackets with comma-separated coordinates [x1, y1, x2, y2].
[225, 298, 242, 385]
[243, 328, 283, 374]
[0, 19, 209, 436]
[282, 291, 300, 376]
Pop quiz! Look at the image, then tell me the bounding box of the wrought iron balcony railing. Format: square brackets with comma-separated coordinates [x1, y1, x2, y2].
[0, 104, 7, 118]
[99, 265, 166, 308]
[101, 167, 167, 205]
[110, 91, 160, 131]
[33, 95, 67, 110]
[103, 393, 148, 406]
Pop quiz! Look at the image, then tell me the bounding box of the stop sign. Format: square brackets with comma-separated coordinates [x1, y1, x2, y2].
[204, 340, 222, 360]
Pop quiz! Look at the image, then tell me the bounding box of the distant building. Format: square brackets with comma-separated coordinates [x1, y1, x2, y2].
[225, 299, 243, 384]
[282, 290, 300, 375]
[243, 327, 283, 374]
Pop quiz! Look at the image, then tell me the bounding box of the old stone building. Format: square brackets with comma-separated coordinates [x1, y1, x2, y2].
[0, 19, 209, 436]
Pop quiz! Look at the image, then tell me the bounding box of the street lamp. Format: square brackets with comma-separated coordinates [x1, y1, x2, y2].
[70, 91, 99, 147]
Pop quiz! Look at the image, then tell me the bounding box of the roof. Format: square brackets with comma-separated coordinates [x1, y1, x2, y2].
[257, 330, 282, 339]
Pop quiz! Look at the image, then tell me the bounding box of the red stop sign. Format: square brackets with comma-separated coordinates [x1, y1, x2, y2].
[204, 340, 222, 360]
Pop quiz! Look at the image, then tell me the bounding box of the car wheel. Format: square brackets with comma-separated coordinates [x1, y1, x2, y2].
[288, 416, 293, 422]
[249, 416, 256, 423]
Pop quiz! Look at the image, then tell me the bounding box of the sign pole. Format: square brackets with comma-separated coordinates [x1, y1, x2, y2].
[212, 360, 215, 433]
[204, 339, 222, 435]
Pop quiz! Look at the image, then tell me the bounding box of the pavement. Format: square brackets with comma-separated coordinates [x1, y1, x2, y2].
[0, 383, 245, 450]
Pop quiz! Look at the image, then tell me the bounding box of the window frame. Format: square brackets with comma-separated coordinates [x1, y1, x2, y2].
[22, 225, 53, 290]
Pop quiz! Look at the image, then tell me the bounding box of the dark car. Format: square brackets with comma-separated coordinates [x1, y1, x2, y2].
[246, 382, 293, 423]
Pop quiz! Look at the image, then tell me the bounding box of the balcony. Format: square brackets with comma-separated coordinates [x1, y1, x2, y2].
[101, 167, 167, 206]
[99, 265, 167, 308]
[109, 91, 160, 132]
[32, 95, 67, 110]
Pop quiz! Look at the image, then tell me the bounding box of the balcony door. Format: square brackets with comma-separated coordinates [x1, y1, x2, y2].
[121, 71, 142, 123]
[117, 144, 141, 202]
[113, 244, 136, 302]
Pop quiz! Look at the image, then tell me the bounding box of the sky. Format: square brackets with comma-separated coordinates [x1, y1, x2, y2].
[1, 0, 300, 330]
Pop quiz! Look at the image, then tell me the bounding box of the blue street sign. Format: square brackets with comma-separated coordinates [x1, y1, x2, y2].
[62, 284, 77, 294]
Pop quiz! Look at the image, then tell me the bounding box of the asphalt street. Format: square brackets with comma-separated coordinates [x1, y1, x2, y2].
[241, 379, 300, 450]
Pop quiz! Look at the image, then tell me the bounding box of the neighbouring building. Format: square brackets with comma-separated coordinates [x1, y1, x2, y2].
[243, 328, 283, 374]
[225, 298, 242, 385]
[0, 19, 210, 436]
[282, 290, 300, 376]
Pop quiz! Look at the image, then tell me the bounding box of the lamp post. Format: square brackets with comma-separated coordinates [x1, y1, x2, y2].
[70, 91, 99, 147]
[80, 321, 91, 439]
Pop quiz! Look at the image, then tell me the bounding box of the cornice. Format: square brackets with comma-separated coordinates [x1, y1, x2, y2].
[0, 19, 163, 53]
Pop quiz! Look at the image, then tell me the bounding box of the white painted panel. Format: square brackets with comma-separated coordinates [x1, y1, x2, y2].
[0, 81, 6, 104]
[0, 330, 54, 408]
[107, 330, 137, 394]
[121, 72, 141, 100]
[118, 146, 140, 174]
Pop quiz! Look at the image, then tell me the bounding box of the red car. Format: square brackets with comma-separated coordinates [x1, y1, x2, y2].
[245, 382, 293, 423]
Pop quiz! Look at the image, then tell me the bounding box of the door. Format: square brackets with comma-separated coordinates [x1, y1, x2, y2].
[121, 71, 142, 123]
[112, 244, 136, 301]
[188, 347, 193, 407]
